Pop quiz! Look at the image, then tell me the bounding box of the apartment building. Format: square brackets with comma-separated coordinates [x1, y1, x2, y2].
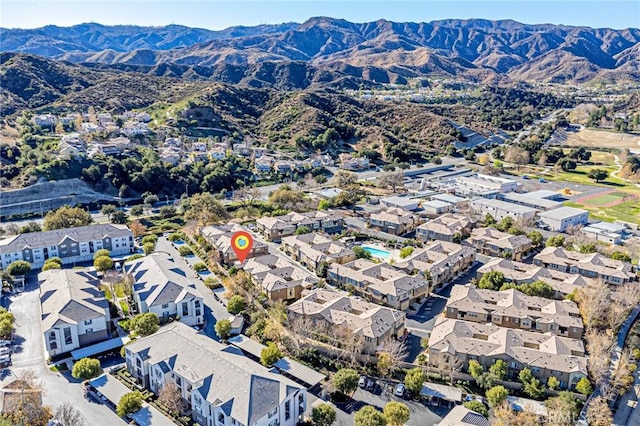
[477, 257, 595, 297]
[416, 213, 476, 243]
[256, 211, 344, 242]
[125, 322, 306, 426]
[125, 253, 204, 326]
[201, 224, 268, 265]
[394, 241, 476, 291]
[445, 285, 583, 339]
[39, 269, 110, 357]
[0, 224, 134, 270]
[429, 317, 588, 390]
[534, 247, 637, 285]
[327, 259, 428, 310]
[287, 289, 406, 354]
[468, 227, 532, 261]
[281, 233, 355, 273]
[242, 254, 319, 301]
[368, 208, 422, 236]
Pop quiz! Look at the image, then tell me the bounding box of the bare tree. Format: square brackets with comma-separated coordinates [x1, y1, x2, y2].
[335, 170, 357, 188]
[377, 171, 405, 193]
[577, 279, 612, 328]
[158, 382, 184, 416]
[7, 369, 51, 426]
[504, 146, 530, 171]
[53, 402, 85, 426]
[233, 186, 262, 207]
[584, 329, 613, 388]
[586, 396, 613, 426]
[376, 339, 408, 377]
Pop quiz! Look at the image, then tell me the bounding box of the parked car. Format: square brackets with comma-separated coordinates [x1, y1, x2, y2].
[359, 376, 367, 388]
[366, 378, 375, 392]
[395, 383, 406, 397]
[522, 175, 529, 180]
[539, 178, 547, 183]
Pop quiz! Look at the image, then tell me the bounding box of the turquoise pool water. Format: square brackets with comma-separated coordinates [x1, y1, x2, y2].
[361, 245, 392, 259]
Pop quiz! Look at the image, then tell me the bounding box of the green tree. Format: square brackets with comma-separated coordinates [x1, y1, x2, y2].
[143, 194, 159, 206]
[489, 359, 507, 380]
[93, 255, 114, 272]
[311, 403, 336, 426]
[177, 246, 192, 256]
[579, 243, 597, 254]
[143, 242, 156, 255]
[404, 367, 426, 395]
[486, 385, 509, 407]
[111, 210, 128, 224]
[130, 205, 144, 216]
[587, 168, 609, 183]
[227, 295, 245, 314]
[215, 319, 232, 340]
[333, 368, 359, 396]
[384, 401, 409, 426]
[335, 170, 357, 188]
[519, 368, 546, 399]
[43, 206, 93, 230]
[546, 391, 581, 426]
[478, 271, 505, 290]
[399, 247, 414, 259]
[547, 376, 560, 390]
[576, 377, 593, 395]
[354, 406, 386, 426]
[42, 260, 62, 271]
[611, 251, 632, 262]
[131, 313, 159, 336]
[193, 262, 207, 272]
[260, 343, 283, 366]
[463, 400, 488, 417]
[71, 357, 102, 381]
[484, 213, 497, 226]
[295, 226, 311, 235]
[527, 230, 544, 249]
[546, 235, 566, 247]
[159, 205, 177, 218]
[352, 246, 372, 260]
[6, 260, 31, 276]
[116, 391, 143, 417]
[520, 280, 554, 298]
[101, 204, 118, 217]
[184, 192, 230, 226]
[94, 249, 111, 260]
[468, 360, 484, 378]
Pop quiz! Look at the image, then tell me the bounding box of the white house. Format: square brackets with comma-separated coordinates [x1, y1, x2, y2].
[125, 322, 307, 426]
[0, 224, 134, 270]
[538, 207, 589, 232]
[39, 269, 110, 358]
[125, 253, 204, 326]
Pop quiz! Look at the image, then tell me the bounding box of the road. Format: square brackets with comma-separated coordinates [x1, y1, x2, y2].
[1, 275, 124, 425]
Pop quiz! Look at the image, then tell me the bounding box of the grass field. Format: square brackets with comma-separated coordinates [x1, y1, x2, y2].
[588, 151, 616, 166]
[563, 128, 640, 149]
[581, 192, 626, 206]
[546, 165, 627, 187]
[565, 199, 640, 224]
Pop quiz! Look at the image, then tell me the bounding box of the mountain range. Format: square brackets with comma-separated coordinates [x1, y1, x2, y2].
[3, 17, 640, 84]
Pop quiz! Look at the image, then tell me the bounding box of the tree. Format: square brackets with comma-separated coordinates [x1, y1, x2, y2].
[468, 359, 484, 378]
[295, 226, 311, 235]
[579, 242, 597, 254]
[215, 319, 232, 340]
[587, 168, 609, 183]
[352, 246, 372, 260]
[111, 210, 128, 224]
[43, 206, 92, 230]
[504, 146, 530, 171]
[143, 194, 159, 206]
[478, 271, 505, 291]
[484, 213, 497, 226]
[527, 230, 543, 249]
[545, 391, 580, 426]
[546, 235, 565, 247]
[383, 401, 410, 426]
[489, 359, 507, 380]
[377, 352, 393, 377]
[130, 205, 144, 216]
[53, 402, 86, 426]
[233, 186, 261, 207]
[463, 400, 488, 417]
[93, 255, 114, 272]
[354, 406, 386, 426]
[399, 247, 414, 259]
[143, 242, 156, 255]
[486, 385, 509, 407]
[93, 249, 111, 260]
[2, 369, 51, 426]
[611, 251, 632, 262]
[268, 186, 310, 211]
[311, 403, 336, 426]
[42, 260, 62, 271]
[547, 376, 560, 390]
[260, 343, 283, 366]
[333, 368, 359, 396]
[556, 157, 577, 171]
[184, 192, 229, 226]
[71, 357, 102, 381]
[576, 377, 593, 395]
[158, 382, 184, 416]
[333, 184, 365, 211]
[116, 391, 143, 417]
[131, 313, 159, 336]
[335, 170, 357, 188]
[519, 280, 554, 298]
[101, 204, 118, 217]
[378, 171, 404, 193]
[586, 396, 613, 426]
[227, 295, 245, 314]
[404, 367, 426, 395]
[159, 205, 177, 218]
[6, 260, 31, 276]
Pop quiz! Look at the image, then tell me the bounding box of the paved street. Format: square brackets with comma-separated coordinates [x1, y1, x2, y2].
[1, 276, 124, 424]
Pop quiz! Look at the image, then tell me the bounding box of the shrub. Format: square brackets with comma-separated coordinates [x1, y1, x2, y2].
[227, 295, 245, 314]
[117, 391, 143, 417]
[71, 357, 102, 381]
[463, 400, 488, 416]
[143, 242, 156, 255]
[168, 233, 182, 242]
[130, 313, 159, 336]
[215, 319, 232, 340]
[399, 247, 414, 259]
[93, 249, 111, 260]
[177, 246, 192, 256]
[193, 262, 207, 272]
[141, 235, 158, 245]
[260, 343, 283, 366]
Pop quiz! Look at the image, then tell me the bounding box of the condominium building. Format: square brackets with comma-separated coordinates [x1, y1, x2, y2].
[468, 227, 532, 261]
[201, 224, 268, 265]
[242, 254, 319, 301]
[125, 322, 307, 426]
[368, 208, 422, 236]
[281, 233, 355, 273]
[416, 213, 476, 243]
[256, 211, 344, 242]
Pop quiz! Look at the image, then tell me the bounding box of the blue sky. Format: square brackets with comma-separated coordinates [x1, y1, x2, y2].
[2, 0, 639, 30]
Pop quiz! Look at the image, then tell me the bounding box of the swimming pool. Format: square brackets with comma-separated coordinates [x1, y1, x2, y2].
[361, 245, 392, 259]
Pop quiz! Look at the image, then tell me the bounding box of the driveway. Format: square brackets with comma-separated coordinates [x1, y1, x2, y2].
[1, 275, 123, 424]
[155, 236, 230, 340]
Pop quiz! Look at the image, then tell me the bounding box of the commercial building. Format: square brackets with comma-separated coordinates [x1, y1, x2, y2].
[125, 253, 204, 326]
[39, 269, 110, 358]
[581, 221, 629, 245]
[287, 289, 406, 354]
[470, 198, 537, 222]
[0, 224, 134, 270]
[125, 322, 307, 426]
[537, 207, 589, 232]
[380, 196, 420, 211]
[498, 192, 562, 211]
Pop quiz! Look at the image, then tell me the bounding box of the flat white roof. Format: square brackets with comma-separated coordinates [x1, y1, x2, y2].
[538, 206, 588, 220]
[422, 200, 452, 208]
[381, 196, 418, 207]
[472, 197, 538, 214]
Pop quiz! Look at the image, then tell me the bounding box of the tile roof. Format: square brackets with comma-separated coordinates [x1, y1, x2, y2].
[469, 227, 532, 250]
[394, 241, 475, 277]
[417, 213, 475, 237]
[534, 247, 635, 280]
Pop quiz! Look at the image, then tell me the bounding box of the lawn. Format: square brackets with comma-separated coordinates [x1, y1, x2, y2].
[564, 198, 640, 224]
[589, 151, 616, 166]
[581, 192, 626, 206]
[545, 165, 635, 191]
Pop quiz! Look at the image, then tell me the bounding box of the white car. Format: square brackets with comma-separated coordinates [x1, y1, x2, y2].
[394, 383, 405, 397]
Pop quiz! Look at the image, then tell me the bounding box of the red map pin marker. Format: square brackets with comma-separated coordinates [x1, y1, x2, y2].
[231, 231, 254, 263]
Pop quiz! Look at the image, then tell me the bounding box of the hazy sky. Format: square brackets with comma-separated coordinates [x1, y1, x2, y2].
[2, 0, 639, 30]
